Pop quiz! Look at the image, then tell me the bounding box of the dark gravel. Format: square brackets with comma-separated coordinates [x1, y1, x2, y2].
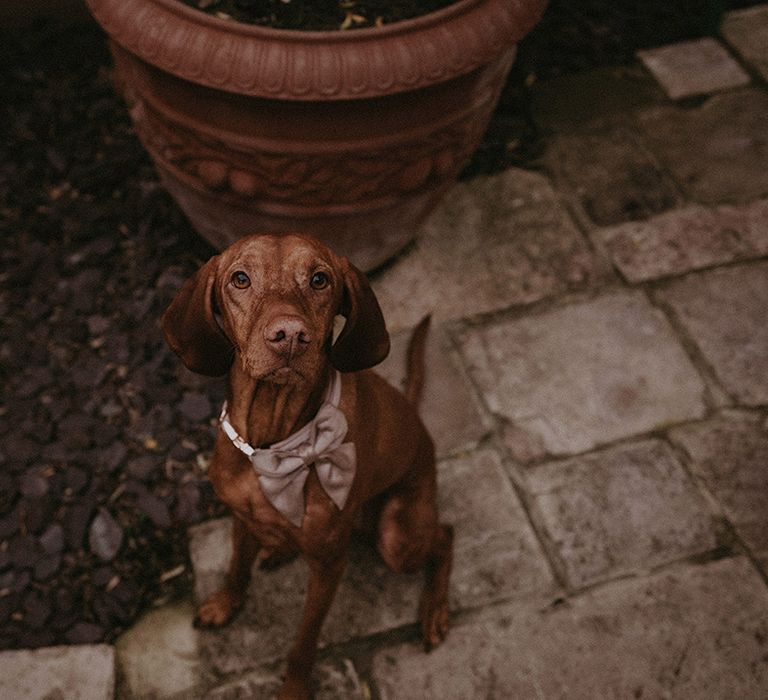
[0, 0, 760, 650]
[0, 28, 225, 650]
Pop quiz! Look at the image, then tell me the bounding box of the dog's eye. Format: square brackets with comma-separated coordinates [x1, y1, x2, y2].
[231, 271, 251, 289]
[310, 271, 329, 290]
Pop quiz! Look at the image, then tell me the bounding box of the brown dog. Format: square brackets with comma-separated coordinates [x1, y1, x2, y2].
[162, 233, 452, 699]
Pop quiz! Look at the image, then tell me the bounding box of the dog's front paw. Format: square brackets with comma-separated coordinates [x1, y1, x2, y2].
[194, 589, 244, 627]
[419, 523, 453, 651]
[419, 588, 450, 651]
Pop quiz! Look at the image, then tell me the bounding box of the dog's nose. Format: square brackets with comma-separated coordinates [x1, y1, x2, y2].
[264, 316, 311, 359]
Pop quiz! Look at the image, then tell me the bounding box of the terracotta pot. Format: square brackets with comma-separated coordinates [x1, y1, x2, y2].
[86, 0, 547, 270]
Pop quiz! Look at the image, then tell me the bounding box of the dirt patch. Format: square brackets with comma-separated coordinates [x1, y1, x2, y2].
[179, 0, 460, 30]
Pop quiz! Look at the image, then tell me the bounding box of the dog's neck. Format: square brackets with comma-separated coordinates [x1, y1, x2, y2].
[226, 363, 333, 448]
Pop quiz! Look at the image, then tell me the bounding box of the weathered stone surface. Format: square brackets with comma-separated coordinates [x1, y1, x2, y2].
[190, 519, 318, 675]
[372, 169, 601, 332]
[190, 522, 417, 675]
[669, 411, 768, 571]
[371, 557, 768, 699]
[188, 449, 554, 675]
[656, 261, 768, 406]
[116, 599, 203, 699]
[722, 6, 768, 81]
[544, 126, 681, 226]
[637, 38, 750, 99]
[188, 518, 236, 604]
[459, 291, 706, 456]
[374, 323, 489, 458]
[638, 89, 768, 204]
[0, 644, 115, 700]
[597, 199, 768, 282]
[437, 449, 555, 607]
[525, 439, 716, 588]
[208, 657, 366, 699]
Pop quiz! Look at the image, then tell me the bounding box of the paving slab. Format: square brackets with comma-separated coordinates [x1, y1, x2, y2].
[437, 448, 555, 607]
[190, 528, 422, 677]
[372, 168, 602, 332]
[458, 291, 707, 456]
[116, 599, 203, 699]
[596, 199, 768, 282]
[722, 5, 768, 81]
[543, 126, 681, 227]
[637, 89, 768, 204]
[370, 556, 768, 699]
[189, 448, 554, 676]
[669, 410, 768, 571]
[189, 518, 312, 676]
[656, 261, 768, 406]
[525, 439, 716, 589]
[208, 657, 366, 699]
[0, 644, 115, 700]
[374, 323, 489, 459]
[637, 38, 750, 99]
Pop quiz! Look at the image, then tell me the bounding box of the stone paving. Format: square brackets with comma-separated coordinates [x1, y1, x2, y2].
[722, 5, 768, 81]
[637, 38, 750, 99]
[4, 7, 768, 700]
[0, 644, 115, 699]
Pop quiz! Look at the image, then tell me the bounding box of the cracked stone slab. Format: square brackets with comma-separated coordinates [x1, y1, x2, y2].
[189, 449, 554, 676]
[374, 323, 489, 458]
[188, 518, 309, 676]
[543, 126, 681, 226]
[437, 449, 555, 607]
[596, 199, 768, 282]
[0, 644, 115, 700]
[372, 168, 602, 332]
[371, 556, 768, 699]
[722, 6, 768, 81]
[208, 657, 366, 699]
[190, 530, 424, 677]
[458, 291, 707, 456]
[525, 439, 716, 589]
[669, 411, 768, 571]
[656, 261, 768, 406]
[637, 89, 768, 204]
[637, 38, 750, 99]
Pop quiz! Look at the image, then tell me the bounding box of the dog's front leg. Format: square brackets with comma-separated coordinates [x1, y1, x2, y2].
[280, 555, 347, 700]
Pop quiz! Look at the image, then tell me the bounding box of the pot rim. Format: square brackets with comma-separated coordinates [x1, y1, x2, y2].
[86, 0, 546, 100]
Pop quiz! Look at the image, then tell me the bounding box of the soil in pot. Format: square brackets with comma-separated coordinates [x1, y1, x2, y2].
[181, 0, 461, 29]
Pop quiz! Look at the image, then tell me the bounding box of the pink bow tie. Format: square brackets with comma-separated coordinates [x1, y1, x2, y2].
[219, 371, 356, 527]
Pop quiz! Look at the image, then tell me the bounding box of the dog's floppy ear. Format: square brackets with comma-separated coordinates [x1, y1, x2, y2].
[161, 255, 234, 376]
[330, 259, 390, 372]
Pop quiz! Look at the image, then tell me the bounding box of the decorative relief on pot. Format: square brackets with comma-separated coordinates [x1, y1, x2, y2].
[127, 94, 499, 210]
[86, 0, 546, 100]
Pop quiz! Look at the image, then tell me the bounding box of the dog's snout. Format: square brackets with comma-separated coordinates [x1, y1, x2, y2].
[264, 315, 311, 359]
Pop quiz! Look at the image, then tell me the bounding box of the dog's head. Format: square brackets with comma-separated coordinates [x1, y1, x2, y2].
[161, 233, 390, 384]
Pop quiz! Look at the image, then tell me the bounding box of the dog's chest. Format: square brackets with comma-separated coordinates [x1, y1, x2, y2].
[211, 457, 345, 555]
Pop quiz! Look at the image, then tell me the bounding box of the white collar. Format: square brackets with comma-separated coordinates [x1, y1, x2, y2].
[218, 370, 356, 527]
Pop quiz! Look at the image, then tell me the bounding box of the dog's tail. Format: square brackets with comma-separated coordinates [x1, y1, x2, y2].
[404, 315, 431, 406]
